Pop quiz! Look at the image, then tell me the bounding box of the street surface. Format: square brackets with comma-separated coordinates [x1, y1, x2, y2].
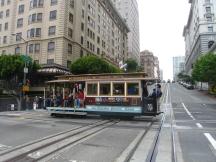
[0, 83, 215, 162]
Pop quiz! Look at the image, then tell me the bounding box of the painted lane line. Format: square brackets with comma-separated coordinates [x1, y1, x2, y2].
[196, 123, 203, 128]
[204, 133, 216, 150]
[182, 103, 195, 120]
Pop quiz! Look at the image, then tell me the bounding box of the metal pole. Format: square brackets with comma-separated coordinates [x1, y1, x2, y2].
[23, 38, 28, 85]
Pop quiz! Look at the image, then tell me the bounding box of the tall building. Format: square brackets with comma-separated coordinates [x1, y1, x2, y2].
[140, 50, 155, 78]
[154, 56, 160, 79]
[160, 69, 163, 82]
[111, 0, 140, 64]
[173, 56, 185, 81]
[183, 0, 216, 75]
[0, 0, 129, 69]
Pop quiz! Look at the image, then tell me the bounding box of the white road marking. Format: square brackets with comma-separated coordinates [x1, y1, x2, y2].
[204, 133, 216, 150]
[196, 123, 203, 128]
[0, 144, 11, 151]
[182, 103, 195, 120]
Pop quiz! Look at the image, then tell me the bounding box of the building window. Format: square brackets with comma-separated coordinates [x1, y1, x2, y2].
[4, 22, 8, 30]
[28, 13, 43, 24]
[206, 16, 212, 22]
[3, 36, 7, 44]
[29, 44, 34, 53]
[68, 43, 72, 54]
[47, 59, 54, 64]
[34, 60, 39, 64]
[69, 13, 73, 23]
[81, 36, 84, 44]
[6, 9, 9, 17]
[30, 0, 44, 9]
[97, 48, 100, 55]
[16, 33, 22, 41]
[49, 10, 57, 20]
[0, 24, 2, 31]
[35, 28, 41, 37]
[15, 47, 20, 55]
[206, 7, 211, 13]
[48, 26, 56, 35]
[48, 42, 55, 52]
[1, 0, 4, 6]
[7, 0, 10, 5]
[81, 22, 84, 31]
[208, 41, 214, 49]
[35, 43, 40, 53]
[0, 11, 3, 19]
[67, 60, 71, 68]
[70, 0, 74, 8]
[80, 49, 83, 57]
[208, 26, 213, 32]
[51, 0, 57, 5]
[18, 4, 25, 14]
[68, 28, 73, 38]
[37, 13, 42, 21]
[17, 18, 23, 28]
[82, 10, 84, 18]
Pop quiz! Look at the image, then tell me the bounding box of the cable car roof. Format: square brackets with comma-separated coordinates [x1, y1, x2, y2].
[46, 72, 159, 83]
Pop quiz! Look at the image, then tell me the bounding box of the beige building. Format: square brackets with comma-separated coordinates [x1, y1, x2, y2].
[140, 50, 160, 78]
[0, 0, 129, 68]
[154, 56, 160, 79]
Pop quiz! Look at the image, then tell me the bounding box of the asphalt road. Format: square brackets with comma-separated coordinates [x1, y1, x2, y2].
[169, 83, 216, 162]
[0, 83, 215, 162]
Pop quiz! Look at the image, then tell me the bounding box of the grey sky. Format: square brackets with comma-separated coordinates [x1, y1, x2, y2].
[137, 0, 191, 80]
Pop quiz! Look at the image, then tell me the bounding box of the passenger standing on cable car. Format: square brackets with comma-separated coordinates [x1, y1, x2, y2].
[149, 84, 162, 112]
[78, 90, 84, 107]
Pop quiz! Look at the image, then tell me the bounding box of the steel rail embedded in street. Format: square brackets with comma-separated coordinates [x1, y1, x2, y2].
[0, 120, 118, 162]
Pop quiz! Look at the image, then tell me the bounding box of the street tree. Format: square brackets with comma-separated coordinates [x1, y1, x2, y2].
[125, 58, 138, 72]
[177, 72, 194, 83]
[70, 55, 121, 74]
[192, 52, 216, 93]
[0, 55, 40, 83]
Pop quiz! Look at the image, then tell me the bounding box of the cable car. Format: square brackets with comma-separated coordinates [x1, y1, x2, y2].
[45, 73, 162, 117]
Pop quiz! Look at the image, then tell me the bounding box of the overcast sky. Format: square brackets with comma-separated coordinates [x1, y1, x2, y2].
[137, 0, 191, 80]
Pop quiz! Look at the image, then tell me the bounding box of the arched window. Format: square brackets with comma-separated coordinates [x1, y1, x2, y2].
[208, 41, 214, 49]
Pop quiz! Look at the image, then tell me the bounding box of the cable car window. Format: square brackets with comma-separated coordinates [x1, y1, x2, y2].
[127, 83, 139, 95]
[99, 83, 111, 96]
[87, 83, 98, 95]
[113, 83, 125, 96]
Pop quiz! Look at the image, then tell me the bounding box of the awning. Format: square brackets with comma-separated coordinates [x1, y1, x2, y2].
[38, 68, 71, 75]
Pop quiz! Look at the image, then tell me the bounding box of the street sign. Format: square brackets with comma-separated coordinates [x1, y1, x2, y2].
[24, 67, 28, 73]
[22, 85, 29, 92]
[21, 55, 32, 63]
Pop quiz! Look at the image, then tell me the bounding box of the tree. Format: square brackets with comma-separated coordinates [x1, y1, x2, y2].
[177, 72, 194, 84]
[70, 55, 121, 74]
[125, 58, 138, 72]
[0, 55, 40, 83]
[192, 53, 216, 83]
[192, 52, 216, 93]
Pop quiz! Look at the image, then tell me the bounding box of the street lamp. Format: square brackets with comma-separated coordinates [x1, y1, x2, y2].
[11, 34, 28, 85]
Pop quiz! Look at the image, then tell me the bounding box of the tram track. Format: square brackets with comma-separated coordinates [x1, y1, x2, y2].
[0, 119, 119, 162]
[114, 83, 176, 162]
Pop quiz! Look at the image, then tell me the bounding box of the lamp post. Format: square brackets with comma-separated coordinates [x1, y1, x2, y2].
[12, 34, 29, 110]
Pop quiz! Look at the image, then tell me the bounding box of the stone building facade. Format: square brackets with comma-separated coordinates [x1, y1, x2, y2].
[111, 0, 140, 64]
[183, 0, 216, 74]
[0, 0, 129, 68]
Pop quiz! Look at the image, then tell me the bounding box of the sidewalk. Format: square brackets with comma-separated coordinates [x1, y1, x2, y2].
[0, 109, 48, 117]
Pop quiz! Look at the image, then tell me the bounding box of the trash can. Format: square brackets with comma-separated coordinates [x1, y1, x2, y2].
[33, 102, 37, 110]
[10, 104, 15, 111]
